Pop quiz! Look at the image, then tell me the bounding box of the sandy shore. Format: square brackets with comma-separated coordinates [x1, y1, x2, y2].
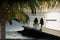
[42, 27, 60, 37]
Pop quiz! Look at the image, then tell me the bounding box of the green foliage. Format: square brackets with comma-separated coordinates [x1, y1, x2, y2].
[10, 3, 29, 23]
[0, 0, 60, 24]
[11, 3, 29, 24]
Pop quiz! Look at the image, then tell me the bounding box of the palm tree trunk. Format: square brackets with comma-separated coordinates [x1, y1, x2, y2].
[1, 20, 5, 40]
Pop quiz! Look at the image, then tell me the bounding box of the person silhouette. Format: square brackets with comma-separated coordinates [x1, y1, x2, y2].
[33, 17, 39, 30]
[40, 17, 44, 31]
[34, 17, 38, 24]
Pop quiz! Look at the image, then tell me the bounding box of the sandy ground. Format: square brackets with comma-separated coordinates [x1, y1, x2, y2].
[42, 27, 60, 37]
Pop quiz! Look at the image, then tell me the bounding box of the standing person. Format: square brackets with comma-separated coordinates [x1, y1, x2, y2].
[34, 17, 38, 24]
[40, 17, 44, 31]
[33, 17, 39, 30]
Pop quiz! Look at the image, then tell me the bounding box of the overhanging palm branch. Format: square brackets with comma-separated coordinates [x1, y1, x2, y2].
[10, 2, 29, 24]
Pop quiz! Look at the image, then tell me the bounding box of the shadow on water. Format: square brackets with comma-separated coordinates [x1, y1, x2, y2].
[17, 26, 60, 40]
